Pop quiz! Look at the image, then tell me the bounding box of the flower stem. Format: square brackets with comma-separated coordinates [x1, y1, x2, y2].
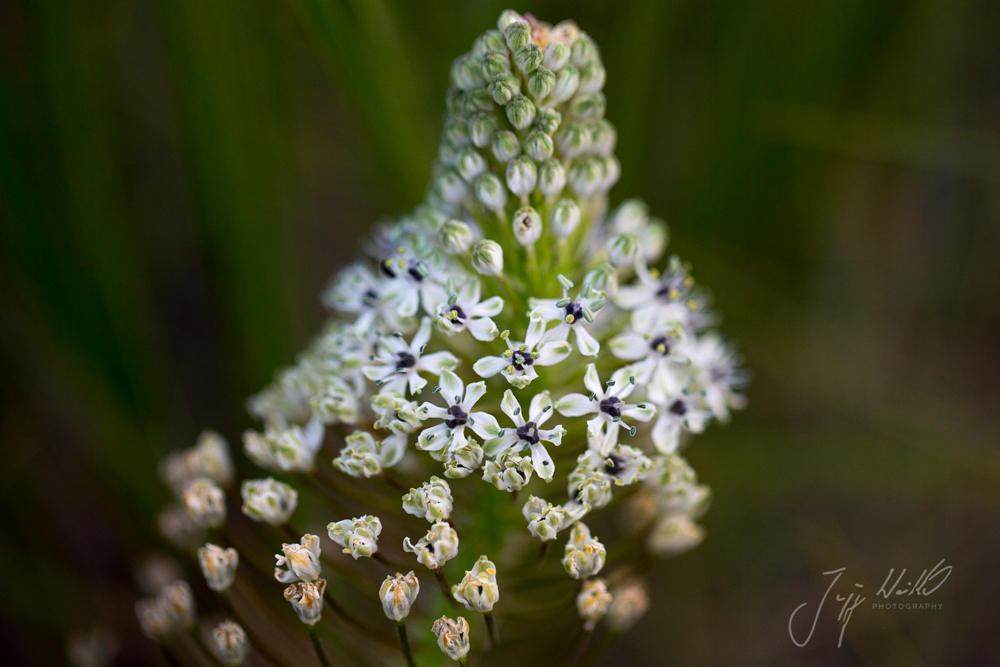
[433, 568, 456, 604]
[483, 610, 500, 648]
[397, 620, 418, 667]
[307, 626, 330, 667]
[459, 657, 470, 667]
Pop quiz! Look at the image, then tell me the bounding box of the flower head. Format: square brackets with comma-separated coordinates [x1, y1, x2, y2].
[432, 616, 471, 662]
[530, 275, 607, 357]
[274, 534, 322, 583]
[647, 515, 705, 557]
[562, 523, 606, 579]
[482, 448, 534, 492]
[434, 278, 503, 341]
[522, 495, 588, 541]
[380, 571, 420, 621]
[243, 417, 325, 473]
[452, 555, 499, 612]
[362, 317, 459, 396]
[327, 515, 382, 559]
[241, 478, 298, 526]
[333, 430, 406, 478]
[198, 544, 238, 592]
[284, 579, 326, 625]
[403, 521, 459, 570]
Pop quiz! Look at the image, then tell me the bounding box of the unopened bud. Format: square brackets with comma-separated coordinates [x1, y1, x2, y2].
[491, 130, 521, 163]
[472, 240, 504, 276]
[488, 72, 519, 105]
[523, 130, 554, 162]
[505, 94, 536, 131]
[468, 113, 498, 148]
[506, 156, 538, 198]
[551, 198, 581, 237]
[647, 514, 704, 557]
[571, 35, 598, 67]
[435, 168, 468, 204]
[474, 172, 507, 211]
[480, 51, 509, 80]
[182, 478, 226, 529]
[538, 159, 567, 197]
[543, 41, 571, 71]
[606, 580, 650, 632]
[569, 92, 605, 121]
[450, 55, 483, 90]
[402, 476, 453, 522]
[512, 206, 543, 246]
[403, 521, 459, 570]
[578, 62, 606, 94]
[549, 65, 580, 103]
[608, 232, 641, 267]
[562, 523, 606, 579]
[456, 148, 487, 181]
[504, 20, 531, 52]
[380, 571, 420, 621]
[514, 42, 542, 74]
[441, 219, 474, 254]
[527, 67, 556, 100]
[212, 620, 247, 665]
[534, 107, 562, 134]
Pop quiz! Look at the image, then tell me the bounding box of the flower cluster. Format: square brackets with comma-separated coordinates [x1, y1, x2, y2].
[136, 9, 745, 666]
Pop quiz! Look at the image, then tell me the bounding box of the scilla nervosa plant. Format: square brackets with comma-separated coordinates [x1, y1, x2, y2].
[137, 10, 747, 667]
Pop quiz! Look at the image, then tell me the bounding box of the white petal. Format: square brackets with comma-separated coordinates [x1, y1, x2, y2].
[449, 427, 468, 452]
[574, 326, 601, 357]
[501, 389, 523, 425]
[417, 403, 447, 420]
[466, 316, 499, 341]
[438, 370, 465, 404]
[417, 423, 449, 452]
[411, 316, 433, 351]
[418, 351, 458, 376]
[528, 391, 553, 423]
[652, 416, 681, 453]
[536, 341, 571, 366]
[463, 381, 487, 410]
[615, 285, 651, 310]
[530, 443, 555, 481]
[458, 277, 481, 305]
[524, 316, 547, 349]
[483, 432, 519, 457]
[469, 412, 500, 439]
[539, 426, 564, 447]
[609, 332, 649, 360]
[473, 355, 508, 378]
[473, 296, 504, 318]
[539, 322, 570, 346]
[624, 404, 656, 422]
[407, 372, 428, 395]
[583, 363, 603, 397]
[556, 393, 596, 417]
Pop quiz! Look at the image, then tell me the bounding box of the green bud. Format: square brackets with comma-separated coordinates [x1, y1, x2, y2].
[481, 51, 510, 80]
[569, 92, 606, 120]
[523, 129, 554, 161]
[472, 240, 504, 275]
[537, 159, 567, 196]
[512, 206, 543, 246]
[445, 89, 464, 116]
[527, 67, 556, 100]
[464, 87, 494, 114]
[505, 94, 536, 131]
[497, 9, 522, 31]
[514, 42, 543, 74]
[474, 172, 507, 211]
[549, 65, 580, 103]
[579, 62, 607, 94]
[436, 168, 468, 203]
[441, 219, 475, 254]
[571, 35, 599, 67]
[468, 112, 498, 148]
[543, 42, 571, 71]
[456, 148, 487, 181]
[534, 108, 562, 134]
[473, 29, 506, 56]
[444, 118, 470, 148]
[557, 123, 591, 158]
[589, 118, 617, 156]
[451, 55, 484, 90]
[551, 198, 581, 237]
[491, 130, 521, 162]
[584, 264, 619, 295]
[608, 232, 641, 267]
[489, 72, 519, 105]
[569, 158, 601, 198]
[438, 140, 461, 167]
[504, 21, 531, 52]
[506, 156, 538, 197]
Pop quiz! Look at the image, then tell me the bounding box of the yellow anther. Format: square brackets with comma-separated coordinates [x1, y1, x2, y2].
[687, 299, 698, 311]
[667, 288, 680, 300]
[507, 365, 516, 374]
[565, 314, 575, 324]
[487, 568, 496, 575]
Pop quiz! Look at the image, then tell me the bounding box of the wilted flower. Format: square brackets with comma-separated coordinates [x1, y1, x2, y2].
[403, 521, 459, 570]
[160, 580, 196, 629]
[212, 620, 247, 665]
[577, 578, 612, 631]
[379, 571, 420, 621]
[327, 515, 382, 559]
[241, 477, 298, 526]
[284, 579, 326, 625]
[432, 616, 471, 662]
[442, 439, 485, 479]
[562, 523, 606, 579]
[606, 580, 650, 632]
[452, 555, 499, 612]
[182, 478, 226, 529]
[274, 534, 322, 583]
[402, 476, 454, 522]
[197, 543, 238, 592]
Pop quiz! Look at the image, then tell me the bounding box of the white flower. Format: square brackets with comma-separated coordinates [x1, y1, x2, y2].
[573, 443, 654, 488]
[482, 448, 534, 492]
[433, 278, 503, 341]
[608, 307, 688, 386]
[243, 417, 325, 473]
[577, 579, 612, 631]
[647, 515, 704, 557]
[679, 332, 748, 422]
[403, 521, 459, 570]
[562, 523, 606, 579]
[402, 476, 453, 522]
[482, 389, 565, 481]
[322, 262, 412, 333]
[522, 495, 588, 541]
[241, 478, 298, 526]
[284, 579, 326, 625]
[432, 616, 471, 662]
[332, 430, 407, 478]
[415, 371, 499, 455]
[615, 257, 712, 331]
[529, 275, 607, 357]
[274, 534, 322, 583]
[212, 620, 247, 665]
[555, 364, 656, 455]
[473, 320, 571, 389]
[198, 544, 238, 592]
[362, 317, 459, 396]
[327, 515, 382, 559]
[380, 572, 420, 621]
[160, 430, 234, 494]
[182, 478, 226, 529]
[647, 376, 712, 454]
[452, 555, 499, 612]
[606, 580, 650, 632]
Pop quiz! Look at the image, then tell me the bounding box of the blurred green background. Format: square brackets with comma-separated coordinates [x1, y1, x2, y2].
[2, 0, 998, 664]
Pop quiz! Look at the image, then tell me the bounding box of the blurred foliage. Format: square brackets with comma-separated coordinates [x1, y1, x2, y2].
[1, 0, 998, 665]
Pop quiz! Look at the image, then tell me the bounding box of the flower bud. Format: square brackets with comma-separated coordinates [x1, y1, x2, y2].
[538, 159, 567, 196]
[284, 579, 326, 626]
[464, 88, 493, 114]
[511, 206, 543, 246]
[212, 620, 247, 665]
[452, 555, 499, 612]
[135, 598, 173, 642]
[562, 523, 606, 579]
[543, 41, 571, 71]
[432, 616, 471, 662]
[241, 477, 297, 526]
[505, 95, 536, 131]
[569, 92, 606, 121]
[160, 580, 196, 630]
[435, 168, 468, 204]
[274, 534, 322, 583]
[488, 72, 519, 105]
[504, 20, 531, 52]
[403, 521, 459, 570]
[158, 505, 204, 550]
[551, 198, 581, 237]
[491, 130, 521, 163]
[198, 543, 239, 592]
[327, 515, 382, 559]
[549, 65, 580, 103]
[523, 129, 554, 162]
[607, 232, 641, 267]
[472, 240, 504, 276]
[441, 219, 475, 254]
[550, 20, 580, 45]
[571, 35, 598, 67]
[443, 117, 470, 148]
[456, 148, 487, 182]
[527, 67, 556, 100]
[379, 571, 419, 621]
[497, 9, 521, 31]
[514, 42, 542, 73]
[522, 496, 587, 541]
[402, 476, 453, 522]
[647, 514, 704, 557]
[160, 430, 234, 494]
[333, 430, 405, 478]
[584, 263, 619, 296]
[450, 55, 483, 90]
[577, 579, 612, 631]
[473, 29, 505, 56]
[569, 157, 602, 197]
[557, 123, 590, 158]
[443, 439, 485, 479]
[480, 51, 509, 80]
[534, 107, 562, 134]
[182, 478, 226, 529]
[468, 113, 497, 148]
[578, 62, 606, 94]
[506, 157, 537, 198]
[606, 580, 650, 632]
[590, 118, 618, 156]
[472, 173, 506, 213]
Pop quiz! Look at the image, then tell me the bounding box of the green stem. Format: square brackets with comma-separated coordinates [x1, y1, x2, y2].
[397, 620, 418, 667]
[434, 568, 456, 604]
[459, 657, 470, 667]
[307, 626, 330, 667]
[483, 610, 500, 648]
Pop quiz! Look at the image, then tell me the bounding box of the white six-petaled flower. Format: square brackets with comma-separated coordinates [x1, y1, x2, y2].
[362, 317, 459, 396]
[483, 389, 565, 481]
[529, 275, 607, 357]
[556, 364, 656, 455]
[473, 320, 571, 389]
[434, 278, 504, 341]
[415, 371, 499, 454]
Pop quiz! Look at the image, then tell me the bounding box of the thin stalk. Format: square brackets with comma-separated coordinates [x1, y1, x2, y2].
[433, 568, 456, 603]
[219, 591, 289, 667]
[526, 244, 542, 292]
[459, 657, 469, 667]
[483, 610, 500, 648]
[307, 626, 330, 667]
[397, 620, 418, 667]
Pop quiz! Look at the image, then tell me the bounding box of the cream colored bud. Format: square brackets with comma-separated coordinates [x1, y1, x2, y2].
[274, 534, 322, 583]
[576, 579, 612, 631]
[456, 148, 487, 182]
[441, 219, 474, 254]
[497, 9, 521, 31]
[468, 113, 497, 148]
[158, 505, 204, 550]
[327, 515, 382, 559]
[551, 198, 581, 237]
[432, 616, 471, 662]
[562, 522, 606, 579]
[402, 476, 453, 522]
[647, 514, 705, 557]
[379, 571, 420, 621]
[160, 580, 196, 630]
[514, 42, 542, 74]
[538, 159, 567, 197]
[241, 477, 297, 526]
[435, 168, 467, 204]
[543, 41, 571, 71]
[549, 65, 580, 103]
[505, 95, 536, 131]
[606, 580, 650, 632]
[198, 543, 239, 592]
[474, 172, 508, 211]
[608, 232, 641, 267]
[212, 620, 247, 665]
[511, 206, 542, 246]
[504, 20, 531, 52]
[452, 555, 500, 612]
[182, 478, 226, 529]
[491, 130, 521, 163]
[506, 156, 537, 198]
[527, 67, 556, 100]
[403, 521, 459, 570]
[284, 579, 326, 626]
[472, 240, 504, 276]
[523, 130, 554, 162]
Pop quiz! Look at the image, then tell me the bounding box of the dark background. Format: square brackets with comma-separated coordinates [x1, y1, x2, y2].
[2, 0, 999, 665]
